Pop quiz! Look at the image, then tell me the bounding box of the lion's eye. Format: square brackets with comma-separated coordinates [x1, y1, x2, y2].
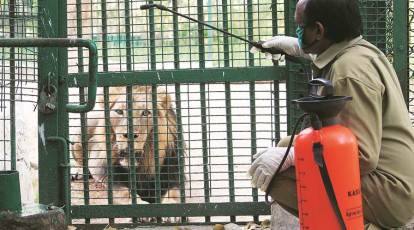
[115, 109, 124, 115]
[142, 110, 151, 116]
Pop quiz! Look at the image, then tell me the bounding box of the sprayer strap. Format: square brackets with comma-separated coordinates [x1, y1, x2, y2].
[313, 142, 347, 230]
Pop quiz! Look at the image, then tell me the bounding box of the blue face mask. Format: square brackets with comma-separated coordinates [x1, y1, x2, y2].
[296, 25, 305, 48]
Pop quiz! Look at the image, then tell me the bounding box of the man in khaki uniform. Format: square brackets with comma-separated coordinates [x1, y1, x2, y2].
[248, 0, 414, 228]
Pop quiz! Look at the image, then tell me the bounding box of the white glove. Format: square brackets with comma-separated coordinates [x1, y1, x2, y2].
[250, 45, 285, 61]
[250, 36, 315, 61]
[248, 147, 295, 192]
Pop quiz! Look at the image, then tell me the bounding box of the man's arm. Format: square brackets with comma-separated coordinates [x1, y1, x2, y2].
[334, 77, 383, 175]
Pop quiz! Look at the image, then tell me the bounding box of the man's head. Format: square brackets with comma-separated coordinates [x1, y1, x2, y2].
[295, 0, 363, 54]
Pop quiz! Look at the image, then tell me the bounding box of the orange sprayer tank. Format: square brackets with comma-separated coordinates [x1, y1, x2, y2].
[293, 79, 364, 230]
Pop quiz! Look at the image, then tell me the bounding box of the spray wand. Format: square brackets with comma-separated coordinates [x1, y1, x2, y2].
[140, 3, 303, 63]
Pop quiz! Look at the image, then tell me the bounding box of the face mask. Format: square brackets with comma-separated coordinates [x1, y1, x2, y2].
[296, 25, 319, 50]
[296, 25, 305, 48]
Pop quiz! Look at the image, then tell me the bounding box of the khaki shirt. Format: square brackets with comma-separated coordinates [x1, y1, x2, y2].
[313, 36, 414, 227]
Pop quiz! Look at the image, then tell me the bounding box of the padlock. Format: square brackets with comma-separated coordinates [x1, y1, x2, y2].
[38, 85, 57, 114]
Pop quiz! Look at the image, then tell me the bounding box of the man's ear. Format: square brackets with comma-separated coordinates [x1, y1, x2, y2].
[315, 21, 325, 40]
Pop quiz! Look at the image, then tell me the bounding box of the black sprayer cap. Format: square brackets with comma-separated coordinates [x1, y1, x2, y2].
[293, 95, 352, 119]
[292, 78, 352, 121]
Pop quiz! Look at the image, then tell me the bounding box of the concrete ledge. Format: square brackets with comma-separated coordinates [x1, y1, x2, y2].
[0, 204, 66, 230]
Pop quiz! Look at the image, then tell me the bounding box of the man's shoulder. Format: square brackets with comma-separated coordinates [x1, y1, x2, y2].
[337, 39, 384, 62]
[328, 39, 388, 91]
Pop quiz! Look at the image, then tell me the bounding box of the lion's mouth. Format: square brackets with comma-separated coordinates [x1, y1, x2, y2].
[118, 129, 154, 166]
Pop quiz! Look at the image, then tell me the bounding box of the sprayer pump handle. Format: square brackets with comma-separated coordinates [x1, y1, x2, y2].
[308, 78, 334, 98]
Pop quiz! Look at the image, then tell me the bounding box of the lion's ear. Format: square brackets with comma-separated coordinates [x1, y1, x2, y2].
[107, 87, 126, 109]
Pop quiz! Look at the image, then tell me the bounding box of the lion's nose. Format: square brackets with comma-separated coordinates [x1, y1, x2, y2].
[119, 149, 128, 157]
[122, 133, 138, 139]
[135, 151, 143, 158]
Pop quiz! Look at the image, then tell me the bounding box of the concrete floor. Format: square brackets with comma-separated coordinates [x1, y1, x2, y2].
[129, 226, 214, 230]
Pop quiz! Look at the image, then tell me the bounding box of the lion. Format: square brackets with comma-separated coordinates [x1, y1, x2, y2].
[71, 85, 183, 205]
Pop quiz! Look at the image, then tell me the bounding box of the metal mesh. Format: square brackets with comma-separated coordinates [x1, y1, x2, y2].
[68, 81, 287, 225]
[360, 0, 389, 53]
[66, 0, 285, 73]
[66, 0, 288, 225]
[0, 0, 38, 171]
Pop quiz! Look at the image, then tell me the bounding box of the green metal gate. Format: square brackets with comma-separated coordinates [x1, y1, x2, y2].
[0, 0, 411, 228]
[65, 0, 287, 227]
[409, 0, 414, 126]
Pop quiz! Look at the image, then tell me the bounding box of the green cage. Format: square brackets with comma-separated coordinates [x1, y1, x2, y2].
[0, 0, 411, 229]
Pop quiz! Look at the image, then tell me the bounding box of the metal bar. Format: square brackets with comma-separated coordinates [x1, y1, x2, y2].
[171, 1, 186, 221]
[72, 222, 263, 230]
[59, 0, 71, 218]
[174, 83, 186, 208]
[222, 0, 230, 68]
[151, 85, 162, 205]
[79, 88, 90, 210]
[37, 0, 61, 209]
[249, 82, 258, 203]
[172, 0, 180, 69]
[103, 87, 114, 212]
[76, 0, 84, 74]
[271, 0, 282, 144]
[271, 0, 279, 68]
[247, 0, 258, 222]
[393, 0, 409, 104]
[126, 86, 138, 206]
[225, 83, 235, 223]
[9, 0, 16, 171]
[247, 0, 254, 67]
[0, 38, 98, 113]
[271, 0, 278, 36]
[99, 0, 114, 224]
[200, 83, 210, 223]
[124, 0, 138, 223]
[70, 202, 271, 218]
[221, 3, 235, 222]
[68, 67, 288, 86]
[197, 0, 205, 69]
[100, 0, 108, 72]
[46, 136, 71, 224]
[197, 0, 210, 223]
[148, 0, 156, 70]
[74, 1, 89, 223]
[273, 80, 281, 144]
[270, 0, 281, 142]
[124, 0, 132, 71]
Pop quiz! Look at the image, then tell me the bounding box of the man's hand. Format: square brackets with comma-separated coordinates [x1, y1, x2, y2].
[250, 36, 314, 61]
[248, 147, 295, 192]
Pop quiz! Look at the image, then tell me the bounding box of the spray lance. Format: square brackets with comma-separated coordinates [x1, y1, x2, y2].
[140, 3, 304, 63]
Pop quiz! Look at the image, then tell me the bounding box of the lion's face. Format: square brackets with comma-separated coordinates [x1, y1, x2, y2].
[110, 86, 177, 174]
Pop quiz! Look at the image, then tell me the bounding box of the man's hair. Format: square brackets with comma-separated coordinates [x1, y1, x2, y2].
[303, 0, 363, 42]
